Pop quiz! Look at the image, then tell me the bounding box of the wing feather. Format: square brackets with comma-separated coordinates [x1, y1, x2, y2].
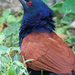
[20, 32, 75, 74]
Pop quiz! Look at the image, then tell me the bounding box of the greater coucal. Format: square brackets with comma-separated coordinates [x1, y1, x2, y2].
[19, 0, 75, 75]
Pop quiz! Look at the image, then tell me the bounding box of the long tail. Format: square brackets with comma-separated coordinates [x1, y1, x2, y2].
[50, 73, 72, 75]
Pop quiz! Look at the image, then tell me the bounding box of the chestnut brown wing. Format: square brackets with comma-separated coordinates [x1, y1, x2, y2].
[20, 32, 75, 74]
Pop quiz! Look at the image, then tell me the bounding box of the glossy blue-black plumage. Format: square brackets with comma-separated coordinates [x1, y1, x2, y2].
[19, 0, 55, 47]
[27, 68, 59, 75]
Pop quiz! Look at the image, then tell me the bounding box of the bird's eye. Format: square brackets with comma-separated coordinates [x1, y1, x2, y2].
[28, 1, 32, 5]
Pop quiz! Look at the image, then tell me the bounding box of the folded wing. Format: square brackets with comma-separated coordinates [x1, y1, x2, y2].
[20, 32, 75, 74]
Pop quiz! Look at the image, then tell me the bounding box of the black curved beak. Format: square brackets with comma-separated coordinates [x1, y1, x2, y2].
[19, 0, 26, 5]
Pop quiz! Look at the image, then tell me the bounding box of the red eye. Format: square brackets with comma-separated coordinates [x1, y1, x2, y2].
[28, 1, 32, 5]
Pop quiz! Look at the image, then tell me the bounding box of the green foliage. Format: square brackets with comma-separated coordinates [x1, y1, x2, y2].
[42, 0, 50, 3]
[8, 66, 16, 75]
[0, 8, 22, 47]
[0, 33, 5, 44]
[72, 46, 75, 53]
[50, 0, 75, 46]
[0, 9, 11, 23]
[62, 0, 75, 13]
[2, 9, 11, 18]
[0, 46, 33, 75]
[41, 70, 43, 75]
[0, 17, 5, 23]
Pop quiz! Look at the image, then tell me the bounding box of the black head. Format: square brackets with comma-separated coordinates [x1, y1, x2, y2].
[19, 0, 48, 14]
[19, 0, 42, 7]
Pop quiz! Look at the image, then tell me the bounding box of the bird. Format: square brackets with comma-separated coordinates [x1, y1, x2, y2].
[19, 0, 75, 75]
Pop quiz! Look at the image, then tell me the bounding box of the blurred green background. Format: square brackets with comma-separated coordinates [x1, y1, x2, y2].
[0, 0, 75, 75]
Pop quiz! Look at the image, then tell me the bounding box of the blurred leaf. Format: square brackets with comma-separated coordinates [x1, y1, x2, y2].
[0, 46, 8, 53]
[61, 14, 74, 24]
[61, 20, 71, 24]
[16, 16, 22, 22]
[13, 61, 21, 66]
[42, 0, 49, 3]
[4, 22, 20, 36]
[0, 64, 6, 73]
[8, 66, 16, 75]
[71, 38, 75, 42]
[51, 1, 63, 12]
[24, 59, 34, 63]
[0, 17, 5, 23]
[0, 73, 2, 75]
[0, 33, 5, 44]
[41, 70, 43, 75]
[62, 0, 75, 13]
[56, 28, 65, 33]
[13, 53, 20, 61]
[72, 45, 75, 53]
[2, 9, 11, 17]
[0, 55, 10, 63]
[0, 46, 8, 50]
[51, 1, 63, 8]
[51, 7, 60, 12]
[66, 39, 72, 44]
[16, 67, 20, 74]
[12, 47, 20, 52]
[7, 15, 16, 23]
[66, 31, 71, 36]
[63, 26, 74, 30]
